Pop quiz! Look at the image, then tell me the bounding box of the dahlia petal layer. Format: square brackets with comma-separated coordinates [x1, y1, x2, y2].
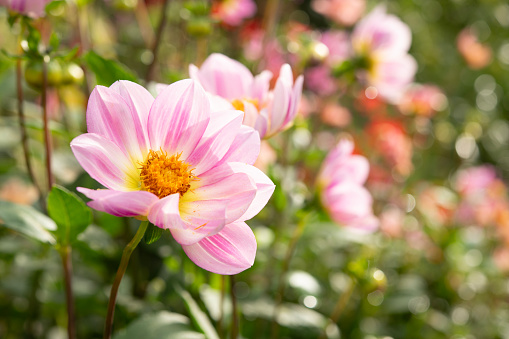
[77, 188, 158, 217]
[70, 133, 139, 191]
[182, 221, 257, 275]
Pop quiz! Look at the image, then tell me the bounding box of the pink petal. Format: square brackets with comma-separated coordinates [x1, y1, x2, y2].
[182, 221, 257, 275]
[70, 133, 139, 191]
[148, 79, 210, 159]
[282, 74, 304, 128]
[218, 125, 260, 165]
[241, 100, 260, 129]
[268, 67, 291, 135]
[193, 54, 253, 100]
[148, 194, 185, 230]
[328, 155, 370, 186]
[228, 162, 275, 220]
[208, 94, 235, 112]
[176, 199, 228, 244]
[191, 171, 257, 223]
[186, 109, 243, 175]
[251, 70, 273, 102]
[77, 187, 158, 217]
[347, 214, 379, 233]
[109, 80, 154, 154]
[326, 184, 373, 222]
[86, 84, 148, 164]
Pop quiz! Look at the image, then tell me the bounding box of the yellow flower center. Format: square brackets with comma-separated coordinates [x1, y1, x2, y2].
[231, 98, 260, 112]
[139, 149, 197, 199]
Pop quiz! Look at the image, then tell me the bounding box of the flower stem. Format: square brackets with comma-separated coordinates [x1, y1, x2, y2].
[59, 244, 76, 339]
[103, 220, 149, 339]
[145, 0, 170, 83]
[270, 214, 310, 339]
[217, 275, 225, 338]
[318, 279, 356, 339]
[16, 56, 41, 196]
[230, 275, 238, 339]
[42, 57, 53, 192]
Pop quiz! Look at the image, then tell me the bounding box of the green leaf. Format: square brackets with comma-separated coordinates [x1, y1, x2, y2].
[176, 285, 220, 339]
[0, 200, 56, 244]
[45, 0, 66, 15]
[83, 50, 138, 86]
[47, 185, 92, 245]
[144, 224, 163, 244]
[49, 32, 60, 52]
[113, 311, 206, 339]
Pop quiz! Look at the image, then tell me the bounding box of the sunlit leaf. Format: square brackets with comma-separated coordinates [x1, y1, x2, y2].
[83, 50, 138, 86]
[176, 285, 220, 339]
[113, 311, 206, 339]
[144, 224, 163, 244]
[0, 200, 56, 244]
[47, 185, 92, 245]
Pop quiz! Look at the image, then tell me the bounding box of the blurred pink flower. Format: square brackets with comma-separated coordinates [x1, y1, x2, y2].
[0, 0, 50, 18]
[211, 0, 256, 27]
[320, 101, 351, 127]
[379, 206, 404, 238]
[304, 66, 337, 96]
[455, 165, 497, 196]
[312, 0, 366, 26]
[457, 28, 492, 69]
[398, 84, 448, 117]
[367, 120, 413, 176]
[0, 177, 39, 205]
[190, 53, 304, 138]
[319, 30, 352, 66]
[317, 140, 378, 232]
[417, 185, 458, 227]
[71, 80, 275, 275]
[351, 6, 417, 103]
[454, 166, 508, 229]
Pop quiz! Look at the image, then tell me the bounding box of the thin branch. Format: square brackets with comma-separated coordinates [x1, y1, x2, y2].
[145, 0, 171, 83]
[103, 220, 149, 339]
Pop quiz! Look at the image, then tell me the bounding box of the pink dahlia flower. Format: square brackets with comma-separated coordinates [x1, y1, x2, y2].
[351, 6, 417, 103]
[317, 140, 378, 232]
[71, 79, 275, 275]
[211, 0, 256, 27]
[0, 0, 51, 18]
[190, 53, 304, 139]
[311, 0, 366, 27]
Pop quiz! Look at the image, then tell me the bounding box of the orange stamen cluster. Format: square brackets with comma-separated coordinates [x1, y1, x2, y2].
[139, 149, 197, 199]
[231, 98, 260, 112]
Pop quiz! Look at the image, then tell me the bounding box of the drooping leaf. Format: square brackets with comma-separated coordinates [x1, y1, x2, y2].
[47, 185, 92, 245]
[144, 224, 164, 244]
[176, 285, 220, 339]
[0, 200, 56, 244]
[83, 50, 138, 86]
[113, 311, 206, 339]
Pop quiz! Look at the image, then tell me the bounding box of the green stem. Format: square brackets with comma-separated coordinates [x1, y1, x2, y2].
[59, 244, 76, 339]
[230, 275, 238, 339]
[42, 56, 53, 192]
[103, 220, 149, 339]
[318, 279, 356, 339]
[16, 53, 41, 199]
[217, 275, 225, 338]
[145, 0, 170, 83]
[270, 214, 311, 339]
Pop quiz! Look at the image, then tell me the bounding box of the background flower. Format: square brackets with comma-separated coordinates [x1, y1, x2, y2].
[190, 53, 303, 138]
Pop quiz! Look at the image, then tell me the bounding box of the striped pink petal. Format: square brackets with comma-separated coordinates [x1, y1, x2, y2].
[70, 133, 138, 191]
[182, 221, 257, 275]
[148, 79, 210, 160]
[77, 188, 158, 217]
